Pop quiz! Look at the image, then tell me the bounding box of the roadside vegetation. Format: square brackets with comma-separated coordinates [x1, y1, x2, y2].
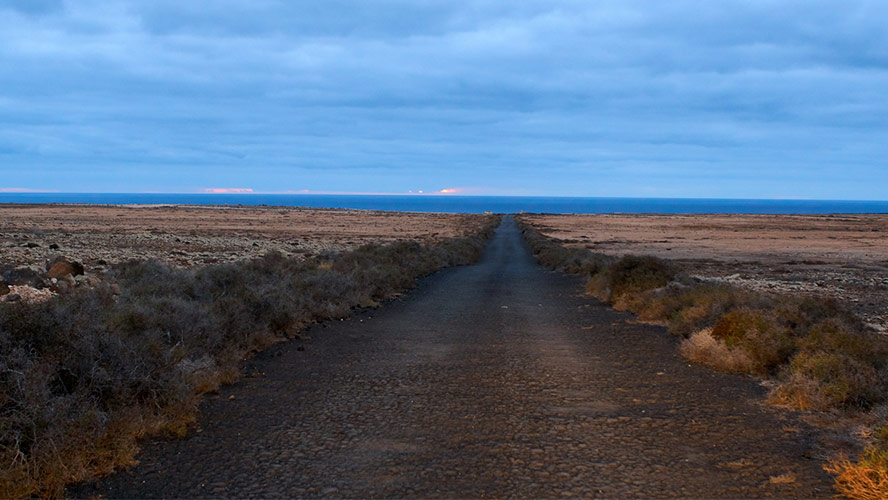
[0, 216, 500, 498]
[518, 218, 888, 500]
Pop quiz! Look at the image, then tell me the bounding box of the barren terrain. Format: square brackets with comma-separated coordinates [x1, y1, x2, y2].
[70, 217, 832, 498]
[521, 214, 888, 332]
[0, 204, 486, 269]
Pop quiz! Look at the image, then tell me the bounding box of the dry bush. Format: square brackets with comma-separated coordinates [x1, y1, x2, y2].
[774, 295, 862, 334]
[587, 255, 678, 305]
[826, 420, 888, 500]
[519, 226, 615, 276]
[770, 319, 888, 411]
[625, 281, 767, 335]
[665, 284, 768, 337]
[771, 354, 881, 410]
[680, 328, 755, 373]
[0, 216, 501, 498]
[826, 456, 888, 500]
[799, 319, 888, 366]
[710, 308, 795, 375]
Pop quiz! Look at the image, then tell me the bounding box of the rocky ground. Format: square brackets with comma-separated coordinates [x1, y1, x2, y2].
[522, 213, 888, 333]
[0, 204, 488, 302]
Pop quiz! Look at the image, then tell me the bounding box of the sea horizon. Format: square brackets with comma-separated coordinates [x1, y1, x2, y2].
[1, 192, 887, 214]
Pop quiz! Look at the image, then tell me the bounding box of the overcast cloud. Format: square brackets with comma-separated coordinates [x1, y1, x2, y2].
[1, 0, 886, 198]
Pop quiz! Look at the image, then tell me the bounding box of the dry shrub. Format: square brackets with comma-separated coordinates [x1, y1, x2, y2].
[799, 319, 888, 367]
[771, 319, 888, 411]
[826, 456, 888, 500]
[520, 227, 615, 275]
[0, 215, 501, 497]
[667, 284, 768, 337]
[826, 420, 888, 500]
[768, 372, 832, 411]
[629, 282, 767, 336]
[772, 352, 883, 410]
[588, 255, 678, 305]
[774, 295, 862, 334]
[710, 308, 794, 375]
[680, 328, 755, 373]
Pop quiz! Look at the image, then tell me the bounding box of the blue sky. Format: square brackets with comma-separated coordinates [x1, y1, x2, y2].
[1, 0, 886, 199]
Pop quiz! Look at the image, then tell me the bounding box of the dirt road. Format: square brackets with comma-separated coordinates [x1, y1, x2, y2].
[71, 216, 833, 498]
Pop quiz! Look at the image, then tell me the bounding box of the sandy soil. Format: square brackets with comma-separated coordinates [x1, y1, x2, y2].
[0, 204, 488, 271]
[521, 213, 888, 332]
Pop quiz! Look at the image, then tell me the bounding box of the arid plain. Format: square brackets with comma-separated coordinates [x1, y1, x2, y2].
[0, 203, 487, 268]
[5, 207, 886, 330]
[522, 213, 888, 333]
[3, 206, 886, 498]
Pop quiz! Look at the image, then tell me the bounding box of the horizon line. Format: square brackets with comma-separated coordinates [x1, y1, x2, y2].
[1, 191, 887, 203]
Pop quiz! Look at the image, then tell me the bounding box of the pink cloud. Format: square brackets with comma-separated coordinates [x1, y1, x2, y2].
[203, 188, 254, 194]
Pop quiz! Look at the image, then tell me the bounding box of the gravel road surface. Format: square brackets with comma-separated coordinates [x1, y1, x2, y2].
[71, 216, 833, 498]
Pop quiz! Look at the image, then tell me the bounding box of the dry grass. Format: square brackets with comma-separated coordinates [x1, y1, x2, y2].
[709, 308, 794, 375]
[825, 416, 888, 499]
[768, 472, 797, 484]
[826, 455, 888, 500]
[0, 216, 500, 498]
[680, 328, 755, 373]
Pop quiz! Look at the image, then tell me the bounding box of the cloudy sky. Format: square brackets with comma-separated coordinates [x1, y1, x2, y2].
[1, 0, 886, 198]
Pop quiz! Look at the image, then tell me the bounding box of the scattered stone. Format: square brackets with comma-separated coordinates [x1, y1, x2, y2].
[46, 257, 85, 279]
[25, 242, 40, 248]
[2, 267, 46, 288]
[49, 243, 60, 250]
[866, 322, 887, 334]
[6, 285, 55, 303]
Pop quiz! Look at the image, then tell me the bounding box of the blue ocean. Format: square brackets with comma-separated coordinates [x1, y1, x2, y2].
[1, 193, 886, 214]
